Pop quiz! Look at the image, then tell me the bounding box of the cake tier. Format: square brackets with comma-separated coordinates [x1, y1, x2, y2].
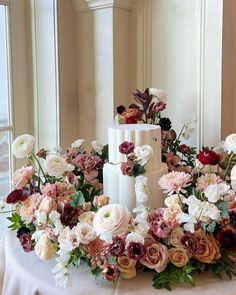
[103, 162, 168, 210]
[108, 124, 161, 172]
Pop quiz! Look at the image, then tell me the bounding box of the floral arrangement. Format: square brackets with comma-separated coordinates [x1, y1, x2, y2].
[2, 131, 236, 291]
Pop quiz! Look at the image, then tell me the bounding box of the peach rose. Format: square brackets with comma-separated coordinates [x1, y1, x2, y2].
[169, 227, 185, 247]
[117, 255, 137, 279]
[168, 247, 190, 267]
[39, 196, 57, 214]
[140, 243, 169, 272]
[163, 205, 182, 228]
[193, 230, 221, 263]
[93, 194, 110, 207]
[12, 166, 34, 189]
[19, 194, 43, 223]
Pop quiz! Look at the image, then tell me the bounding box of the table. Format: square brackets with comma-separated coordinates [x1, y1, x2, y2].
[2, 230, 236, 295]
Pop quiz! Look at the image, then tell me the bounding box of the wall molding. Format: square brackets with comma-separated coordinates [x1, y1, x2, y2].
[72, 0, 133, 12]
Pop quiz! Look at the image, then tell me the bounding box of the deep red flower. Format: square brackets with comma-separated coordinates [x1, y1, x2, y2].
[119, 141, 135, 155]
[60, 203, 82, 228]
[126, 117, 137, 124]
[108, 236, 125, 257]
[102, 264, 118, 281]
[127, 242, 146, 260]
[121, 162, 134, 176]
[19, 233, 34, 252]
[6, 189, 28, 204]
[217, 230, 236, 253]
[179, 144, 191, 154]
[196, 147, 220, 165]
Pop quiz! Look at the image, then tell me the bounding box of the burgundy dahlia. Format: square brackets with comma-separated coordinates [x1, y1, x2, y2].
[119, 141, 135, 155]
[60, 203, 81, 228]
[179, 144, 191, 154]
[18, 233, 34, 252]
[109, 236, 125, 257]
[217, 230, 236, 253]
[196, 147, 220, 165]
[127, 242, 146, 260]
[6, 189, 28, 204]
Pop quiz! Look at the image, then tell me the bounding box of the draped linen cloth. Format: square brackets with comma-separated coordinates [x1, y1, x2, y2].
[2, 230, 236, 295]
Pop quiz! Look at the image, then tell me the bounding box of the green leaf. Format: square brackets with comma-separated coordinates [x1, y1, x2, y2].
[70, 191, 85, 207]
[133, 164, 145, 177]
[206, 221, 217, 233]
[7, 213, 24, 230]
[216, 200, 229, 219]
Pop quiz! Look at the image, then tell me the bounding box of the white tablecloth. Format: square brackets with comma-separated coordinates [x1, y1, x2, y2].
[2, 230, 236, 295]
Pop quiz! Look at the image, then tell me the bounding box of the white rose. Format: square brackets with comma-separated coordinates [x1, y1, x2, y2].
[44, 155, 74, 178]
[149, 88, 167, 101]
[78, 211, 95, 224]
[91, 140, 104, 155]
[35, 234, 57, 261]
[224, 134, 236, 153]
[134, 145, 153, 166]
[71, 139, 85, 149]
[75, 222, 96, 245]
[164, 194, 186, 207]
[12, 134, 35, 158]
[125, 232, 144, 248]
[93, 204, 131, 241]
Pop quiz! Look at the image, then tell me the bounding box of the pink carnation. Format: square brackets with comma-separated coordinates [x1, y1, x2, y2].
[12, 166, 34, 189]
[196, 173, 223, 192]
[149, 208, 170, 238]
[158, 171, 192, 195]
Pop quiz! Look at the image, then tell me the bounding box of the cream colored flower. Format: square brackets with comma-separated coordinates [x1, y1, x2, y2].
[224, 134, 236, 153]
[168, 247, 190, 267]
[78, 211, 95, 224]
[117, 255, 136, 279]
[134, 145, 153, 166]
[35, 234, 57, 261]
[44, 155, 74, 178]
[91, 140, 104, 155]
[12, 134, 35, 158]
[75, 222, 96, 245]
[71, 139, 85, 149]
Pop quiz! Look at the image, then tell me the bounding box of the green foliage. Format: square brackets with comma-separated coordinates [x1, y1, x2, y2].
[7, 213, 24, 230]
[133, 163, 145, 177]
[211, 260, 236, 280]
[153, 264, 195, 291]
[101, 144, 109, 162]
[66, 248, 85, 268]
[216, 200, 230, 219]
[70, 191, 85, 207]
[201, 221, 217, 233]
[76, 175, 102, 203]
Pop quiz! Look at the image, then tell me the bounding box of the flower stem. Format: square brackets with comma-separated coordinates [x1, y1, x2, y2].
[224, 152, 234, 180]
[30, 153, 48, 182]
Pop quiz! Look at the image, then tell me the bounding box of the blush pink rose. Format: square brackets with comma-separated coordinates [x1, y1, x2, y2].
[12, 166, 34, 189]
[19, 194, 43, 223]
[39, 196, 57, 214]
[140, 243, 169, 272]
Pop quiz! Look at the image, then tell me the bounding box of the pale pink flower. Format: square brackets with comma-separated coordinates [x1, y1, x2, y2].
[41, 183, 60, 198]
[12, 166, 34, 189]
[19, 194, 43, 223]
[158, 171, 192, 195]
[196, 173, 223, 192]
[39, 196, 57, 214]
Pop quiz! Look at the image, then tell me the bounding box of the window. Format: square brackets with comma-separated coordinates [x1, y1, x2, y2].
[0, 2, 12, 235]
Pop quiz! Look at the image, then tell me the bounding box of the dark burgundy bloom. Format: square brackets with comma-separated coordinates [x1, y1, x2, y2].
[197, 147, 220, 165]
[179, 144, 191, 154]
[127, 242, 146, 260]
[108, 236, 125, 256]
[126, 117, 137, 124]
[117, 105, 126, 115]
[19, 233, 34, 252]
[229, 211, 236, 229]
[102, 264, 118, 281]
[181, 233, 199, 254]
[152, 101, 166, 113]
[132, 88, 152, 112]
[17, 227, 31, 238]
[159, 117, 172, 131]
[119, 141, 135, 155]
[60, 203, 81, 228]
[6, 189, 27, 204]
[121, 161, 134, 176]
[217, 230, 236, 252]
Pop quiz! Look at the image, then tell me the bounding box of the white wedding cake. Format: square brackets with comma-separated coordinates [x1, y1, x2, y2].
[103, 124, 168, 210]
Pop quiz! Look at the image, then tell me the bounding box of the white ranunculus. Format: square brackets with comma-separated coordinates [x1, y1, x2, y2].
[35, 234, 57, 261]
[93, 204, 131, 241]
[224, 134, 236, 153]
[71, 139, 85, 149]
[164, 194, 186, 207]
[125, 232, 144, 248]
[75, 222, 96, 245]
[91, 140, 104, 155]
[149, 88, 167, 102]
[181, 116, 197, 140]
[44, 154, 74, 178]
[134, 145, 153, 166]
[12, 134, 35, 158]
